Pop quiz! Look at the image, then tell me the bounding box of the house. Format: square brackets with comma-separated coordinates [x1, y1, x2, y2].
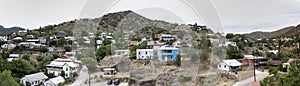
[103, 68, 117, 75]
[196, 25, 207, 30]
[26, 35, 35, 39]
[242, 55, 268, 67]
[219, 42, 236, 47]
[12, 37, 23, 43]
[0, 36, 8, 42]
[44, 76, 65, 86]
[157, 45, 179, 62]
[160, 34, 175, 42]
[96, 40, 103, 49]
[172, 41, 181, 48]
[268, 50, 279, 55]
[46, 57, 79, 78]
[129, 41, 140, 46]
[64, 36, 76, 41]
[183, 35, 193, 41]
[114, 50, 130, 56]
[282, 58, 298, 72]
[217, 59, 242, 72]
[205, 34, 216, 39]
[269, 60, 282, 67]
[141, 36, 152, 42]
[136, 49, 154, 60]
[56, 31, 66, 38]
[39, 37, 47, 44]
[8, 54, 20, 62]
[26, 39, 40, 43]
[1, 43, 16, 51]
[20, 72, 48, 86]
[18, 30, 27, 36]
[209, 38, 220, 45]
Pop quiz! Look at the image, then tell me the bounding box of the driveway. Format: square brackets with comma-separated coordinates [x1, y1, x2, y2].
[69, 65, 89, 86]
[233, 70, 269, 86]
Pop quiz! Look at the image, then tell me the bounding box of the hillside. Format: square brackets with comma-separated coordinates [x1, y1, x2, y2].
[0, 25, 25, 36]
[41, 10, 179, 36]
[244, 25, 299, 40]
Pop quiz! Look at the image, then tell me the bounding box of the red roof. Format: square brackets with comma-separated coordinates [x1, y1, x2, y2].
[287, 58, 298, 63]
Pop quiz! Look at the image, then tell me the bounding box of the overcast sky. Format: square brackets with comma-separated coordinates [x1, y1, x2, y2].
[1, 0, 300, 34]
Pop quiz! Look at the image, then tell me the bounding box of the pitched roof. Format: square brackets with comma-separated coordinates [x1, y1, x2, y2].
[47, 61, 78, 67]
[222, 59, 242, 66]
[21, 72, 48, 82]
[45, 76, 65, 85]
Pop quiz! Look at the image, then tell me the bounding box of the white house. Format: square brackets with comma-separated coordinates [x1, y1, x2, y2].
[160, 34, 175, 42]
[217, 59, 242, 72]
[46, 58, 79, 78]
[44, 76, 65, 86]
[136, 49, 154, 60]
[20, 72, 48, 86]
[1, 43, 16, 50]
[210, 38, 220, 45]
[96, 40, 103, 49]
[114, 50, 130, 56]
[8, 54, 20, 62]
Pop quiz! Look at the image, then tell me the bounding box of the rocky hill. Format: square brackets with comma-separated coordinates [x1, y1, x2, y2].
[0, 25, 25, 36]
[244, 24, 300, 40]
[42, 10, 179, 36]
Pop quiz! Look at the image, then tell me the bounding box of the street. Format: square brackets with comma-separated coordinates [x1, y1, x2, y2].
[69, 65, 89, 86]
[233, 70, 269, 86]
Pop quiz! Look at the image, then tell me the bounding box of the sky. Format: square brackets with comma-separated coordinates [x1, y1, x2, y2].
[1, 0, 300, 34]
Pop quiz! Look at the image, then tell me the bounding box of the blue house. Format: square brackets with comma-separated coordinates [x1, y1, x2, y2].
[157, 45, 179, 62]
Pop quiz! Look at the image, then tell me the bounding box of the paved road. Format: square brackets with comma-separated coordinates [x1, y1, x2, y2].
[233, 70, 269, 86]
[70, 65, 89, 86]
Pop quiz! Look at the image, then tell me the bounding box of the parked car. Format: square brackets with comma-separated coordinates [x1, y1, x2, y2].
[113, 79, 120, 85]
[107, 80, 113, 85]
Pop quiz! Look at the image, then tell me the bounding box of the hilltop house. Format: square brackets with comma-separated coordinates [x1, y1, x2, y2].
[217, 59, 242, 72]
[18, 30, 27, 36]
[44, 76, 65, 86]
[8, 54, 20, 62]
[46, 57, 79, 78]
[136, 49, 154, 60]
[160, 34, 175, 42]
[157, 45, 179, 62]
[20, 72, 48, 86]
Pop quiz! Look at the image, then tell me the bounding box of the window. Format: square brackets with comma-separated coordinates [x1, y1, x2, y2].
[219, 65, 221, 68]
[224, 65, 226, 68]
[145, 52, 147, 55]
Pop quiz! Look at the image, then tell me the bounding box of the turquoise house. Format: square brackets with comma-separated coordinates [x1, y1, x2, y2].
[157, 45, 179, 62]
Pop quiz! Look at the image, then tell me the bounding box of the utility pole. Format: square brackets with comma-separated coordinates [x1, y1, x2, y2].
[253, 56, 256, 82]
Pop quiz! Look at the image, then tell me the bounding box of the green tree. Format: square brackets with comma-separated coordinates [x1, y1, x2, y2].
[102, 39, 112, 45]
[40, 46, 49, 53]
[96, 45, 111, 61]
[60, 70, 65, 78]
[64, 45, 72, 52]
[0, 70, 20, 86]
[22, 54, 30, 61]
[81, 57, 98, 72]
[226, 45, 242, 59]
[225, 33, 234, 39]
